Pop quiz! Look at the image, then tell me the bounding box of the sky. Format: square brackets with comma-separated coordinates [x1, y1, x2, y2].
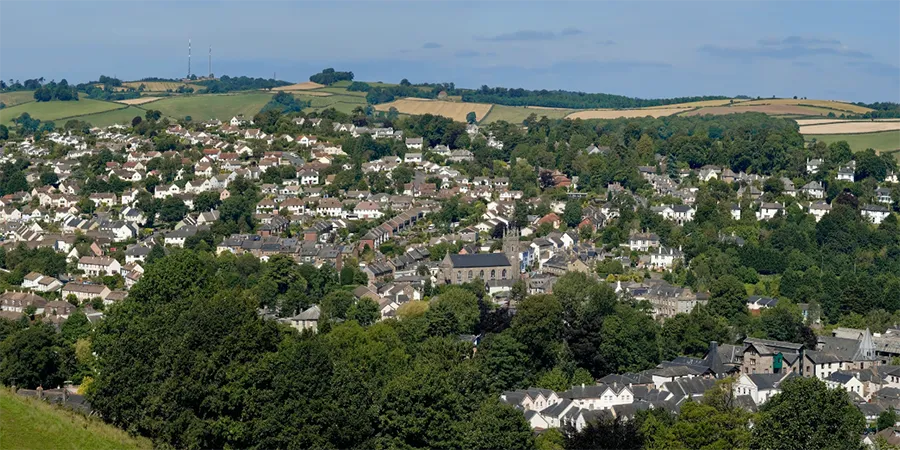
[1, 1, 898, 102]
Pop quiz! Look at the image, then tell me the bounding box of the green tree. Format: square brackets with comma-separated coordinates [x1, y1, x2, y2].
[512, 294, 563, 369]
[0, 324, 68, 389]
[466, 111, 477, 124]
[346, 298, 380, 326]
[751, 377, 865, 450]
[562, 200, 583, 228]
[158, 196, 187, 223]
[429, 287, 480, 334]
[708, 274, 747, 320]
[0, 124, 9, 140]
[458, 399, 535, 450]
[477, 332, 530, 391]
[193, 190, 221, 212]
[60, 310, 92, 344]
[878, 407, 899, 431]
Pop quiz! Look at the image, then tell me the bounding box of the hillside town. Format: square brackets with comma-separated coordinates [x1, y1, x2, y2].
[1, 106, 899, 448]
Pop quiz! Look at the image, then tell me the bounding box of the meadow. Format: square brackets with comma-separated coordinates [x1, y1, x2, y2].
[681, 104, 838, 117]
[0, 99, 121, 124]
[65, 106, 147, 127]
[737, 98, 871, 114]
[806, 130, 900, 154]
[272, 81, 324, 91]
[150, 93, 274, 121]
[0, 90, 37, 107]
[481, 104, 572, 124]
[798, 121, 900, 135]
[0, 389, 152, 450]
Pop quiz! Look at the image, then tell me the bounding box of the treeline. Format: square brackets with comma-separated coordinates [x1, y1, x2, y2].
[33, 80, 78, 102]
[364, 80, 460, 105]
[195, 75, 291, 93]
[851, 101, 900, 119]
[1, 78, 45, 91]
[461, 86, 729, 109]
[308, 68, 354, 85]
[259, 91, 309, 114]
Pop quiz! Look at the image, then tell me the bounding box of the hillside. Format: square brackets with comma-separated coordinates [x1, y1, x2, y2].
[0, 389, 151, 450]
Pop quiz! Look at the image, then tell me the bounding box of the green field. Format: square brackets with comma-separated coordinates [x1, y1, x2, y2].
[0, 389, 151, 450]
[66, 106, 149, 127]
[294, 92, 367, 115]
[480, 104, 572, 124]
[150, 93, 274, 121]
[0, 91, 37, 107]
[317, 87, 367, 97]
[807, 131, 900, 153]
[0, 98, 121, 124]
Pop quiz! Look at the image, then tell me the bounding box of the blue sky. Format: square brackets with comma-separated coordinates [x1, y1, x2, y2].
[1, 1, 898, 102]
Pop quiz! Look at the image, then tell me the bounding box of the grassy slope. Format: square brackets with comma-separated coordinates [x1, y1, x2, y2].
[0, 91, 37, 107]
[0, 99, 121, 124]
[807, 130, 900, 153]
[65, 106, 148, 128]
[150, 92, 273, 121]
[0, 389, 151, 450]
[481, 104, 572, 124]
[295, 92, 367, 115]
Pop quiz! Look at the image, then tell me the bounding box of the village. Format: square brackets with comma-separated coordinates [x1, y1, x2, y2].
[1, 108, 899, 444]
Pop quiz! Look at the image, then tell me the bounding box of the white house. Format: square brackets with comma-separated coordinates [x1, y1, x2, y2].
[650, 246, 684, 270]
[78, 256, 122, 277]
[861, 204, 890, 224]
[756, 202, 784, 221]
[299, 169, 319, 186]
[354, 201, 384, 220]
[809, 201, 832, 222]
[733, 373, 795, 405]
[801, 181, 825, 199]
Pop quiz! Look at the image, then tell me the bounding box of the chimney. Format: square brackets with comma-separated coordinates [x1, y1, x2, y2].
[709, 341, 718, 355]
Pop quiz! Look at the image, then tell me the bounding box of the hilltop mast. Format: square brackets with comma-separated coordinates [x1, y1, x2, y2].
[188, 39, 192, 79]
[208, 45, 212, 78]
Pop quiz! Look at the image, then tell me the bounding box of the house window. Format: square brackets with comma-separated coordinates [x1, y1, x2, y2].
[490, 270, 496, 280]
[479, 270, 484, 279]
[456, 272, 461, 282]
[502, 269, 507, 279]
[468, 270, 473, 280]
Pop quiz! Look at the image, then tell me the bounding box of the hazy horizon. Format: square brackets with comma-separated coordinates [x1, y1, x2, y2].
[1, 1, 898, 103]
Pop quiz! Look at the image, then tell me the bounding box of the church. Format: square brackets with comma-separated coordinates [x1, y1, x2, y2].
[438, 229, 521, 285]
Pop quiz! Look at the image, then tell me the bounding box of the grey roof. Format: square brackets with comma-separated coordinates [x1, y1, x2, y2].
[447, 253, 511, 268]
[293, 305, 321, 321]
[748, 373, 795, 390]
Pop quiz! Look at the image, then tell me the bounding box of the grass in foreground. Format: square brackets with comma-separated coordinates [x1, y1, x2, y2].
[0, 99, 121, 124]
[0, 389, 151, 450]
[807, 130, 900, 153]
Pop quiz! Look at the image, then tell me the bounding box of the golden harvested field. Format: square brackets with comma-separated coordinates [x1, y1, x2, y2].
[565, 108, 684, 120]
[643, 98, 741, 109]
[525, 105, 573, 111]
[274, 82, 325, 91]
[375, 99, 494, 122]
[738, 99, 871, 114]
[799, 121, 900, 135]
[682, 104, 837, 117]
[795, 118, 900, 126]
[122, 81, 203, 92]
[116, 97, 162, 105]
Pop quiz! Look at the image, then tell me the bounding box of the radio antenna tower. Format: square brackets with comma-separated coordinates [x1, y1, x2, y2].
[208, 45, 212, 78]
[188, 39, 192, 78]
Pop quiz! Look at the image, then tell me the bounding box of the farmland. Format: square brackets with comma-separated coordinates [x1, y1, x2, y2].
[737, 98, 871, 114]
[482, 104, 572, 124]
[65, 106, 147, 127]
[0, 98, 121, 124]
[566, 108, 684, 120]
[294, 92, 367, 115]
[0, 90, 36, 107]
[375, 99, 493, 122]
[798, 121, 900, 134]
[116, 96, 162, 105]
[806, 130, 900, 153]
[680, 104, 839, 117]
[272, 81, 325, 91]
[150, 93, 274, 121]
[0, 389, 152, 450]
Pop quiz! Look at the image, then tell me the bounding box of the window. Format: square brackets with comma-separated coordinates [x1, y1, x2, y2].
[457, 272, 461, 282]
[490, 269, 496, 279]
[479, 270, 484, 279]
[502, 269, 507, 279]
[468, 270, 473, 280]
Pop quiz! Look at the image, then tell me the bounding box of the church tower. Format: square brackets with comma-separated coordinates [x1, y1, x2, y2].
[503, 227, 521, 277]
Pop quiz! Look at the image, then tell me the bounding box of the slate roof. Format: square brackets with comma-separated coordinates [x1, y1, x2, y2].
[446, 253, 511, 268]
